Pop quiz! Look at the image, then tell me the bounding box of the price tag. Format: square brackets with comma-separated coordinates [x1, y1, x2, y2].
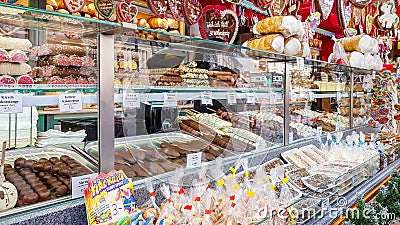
[321, 198, 330, 211]
[123, 92, 140, 108]
[335, 125, 341, 132]
[393, 153, 397, 161]
[59, 93, 82, 112]
[247, 93, 256, 104]
[109, 200, 125, 219]
[269, 93, 276, 103]
[336, 92, 341, 101]
[187, 152, 202, 168]
[201, 92, 212, 105]
[0, 93, 22, 114]
[356, 92, 364, 98]
[71, 173, 98, 198]
[317, 127, 322, 136]
[296, 57, 304, 70]
[163, 93, 177, 107]
[289, 132, 294, 143]
[227, 92, 237, 105]
[309, 92, 314, 101]
[256, 141, 266, 152]
[383, 157, 388, 168]
[352, 174, 359, 186]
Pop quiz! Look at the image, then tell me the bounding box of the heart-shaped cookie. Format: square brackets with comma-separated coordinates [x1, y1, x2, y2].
[199, 5, 238, 44]
[64, 0, 86, 13]
[116, 2, 138, 22]
[147, 0, 168, 19]
[95, 0, 115, 19]
[183, 0, 202, 25]
[168, 0, 183, 21]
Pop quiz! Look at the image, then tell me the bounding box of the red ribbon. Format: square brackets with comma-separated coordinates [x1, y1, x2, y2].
[178, 188, 185, 195]
[194, 196, 201, 201]
[229, 195, 235, 201]
[167, 198, 172, 203]
[205, 209, 212, 214]
[149, 192, 156, 197]
[231, 203, 236, 208]
[184, 205, 192, 210]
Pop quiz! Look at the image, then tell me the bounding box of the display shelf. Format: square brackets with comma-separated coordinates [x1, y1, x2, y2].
[301, 159, 400, 225]
[0, 84, 98, 93]
[21, 94, 97, 106]
[115, 85, 283, 93]
[0, 3, 120, 35]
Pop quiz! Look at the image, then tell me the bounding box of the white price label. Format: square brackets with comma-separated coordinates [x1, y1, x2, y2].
[59, 93, 82, 112]
[336, 92, 341, 101]
[296, 57, 304, 70]
[187, 152, 202, 168]
[227, 92, 237, 105]
[309, 92, 314, 101]
[0, 93, 22, 114]
[352, 174, 359, 186]
[201, 92, 212, 105]
[317, 127, 322, 136]
[289, 132, 294, 143]
[269, 93, 276, 103]
[109, 200, 125, 219]
[393, 153, 397, 161]
[355, 92, 364, 98]
[383, 157, 388, 168]
[123, 92, 140, 108]
[256, 141, 266, 152]
[335, 125, 340, 132]
[321, 198, 330, 211]
[163, 93, 178, 107]
[71, 173, 98, 198]
[247, 93, 256, 104]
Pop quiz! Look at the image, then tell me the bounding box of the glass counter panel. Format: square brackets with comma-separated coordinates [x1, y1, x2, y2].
[0, 15, 99, 217]
[352, 68, 374, 128]
[106, 35, 285, 182]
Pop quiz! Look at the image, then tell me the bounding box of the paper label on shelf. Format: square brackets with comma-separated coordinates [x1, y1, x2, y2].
[255, 141, 266, 152]
[187, 152, 202, 168]
[250, 75, 267, 83]
[227, 92, 237, 105]
[0, 93, 23, 114]
[336, 92, 341, 100]
[296, 57, 304, 70]
[383, 157, 388, 168]
[289, 132, 294, 143]
[321, 198, 330, 211]
[201, 92, 212, 105]
[355, 92, 364, 98]
[352, 174, 359, 186]
[393, 153, 397, 161]
[123, 92, 140, 108]
[246, 93, 256, 104]
[109, 200, 125, 219]
[317, 127, 322, 136]
[71, 173, 98, 198]
[269, 93, 276, 103]
[59, 93, 82, 112]
[163, 93, 178, 107]
[309, 92, 314, 101]
[335, 125, 341, 132]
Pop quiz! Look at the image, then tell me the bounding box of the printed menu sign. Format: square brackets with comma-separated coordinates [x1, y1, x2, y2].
[0, 93, 22, 114]
[59, 93, 83, 112]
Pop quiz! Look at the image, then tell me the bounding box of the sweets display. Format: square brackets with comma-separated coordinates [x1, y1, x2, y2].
[301, 174, 333, 191]
[135, 18, 181, 41]
[254, 16, 304, 38]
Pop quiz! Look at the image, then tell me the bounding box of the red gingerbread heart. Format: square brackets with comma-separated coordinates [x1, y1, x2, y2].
[168, 0, 183, 21]
[64, 0, 86, 13]
[147, 0, 168, 19]
[116, 2, 138, 22]
[198, 5, 239, 44]
[183, 0, 202, 25]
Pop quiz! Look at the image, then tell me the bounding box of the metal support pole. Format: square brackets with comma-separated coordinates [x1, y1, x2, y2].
[98, 33, 115, 173]
[349, 69, 354, 128]
[284, 57, 290, 145]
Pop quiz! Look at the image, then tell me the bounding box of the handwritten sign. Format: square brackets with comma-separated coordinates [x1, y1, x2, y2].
[123, 92, 140, 108]
[164, 93, 178, 107]
[227, 92, 237, 105]
[187, 152, 202, 168]
[72, 173, 98, 198]
[0, 93, 22, 114]
[59, 93, 83, 112]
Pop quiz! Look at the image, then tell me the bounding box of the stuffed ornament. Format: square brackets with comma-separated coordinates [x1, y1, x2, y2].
[376, 1, 399, 30]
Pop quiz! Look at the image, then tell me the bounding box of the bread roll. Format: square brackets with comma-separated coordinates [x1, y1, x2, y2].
[284, 37, 301, 56]
[255, 16, 304, 37]
[148, 18, 169, 29]
[340, 35, 375, 54]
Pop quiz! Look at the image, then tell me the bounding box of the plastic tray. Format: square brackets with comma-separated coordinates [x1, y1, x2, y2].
[281, 148, 317, 169]
[298, 145, 329, 164]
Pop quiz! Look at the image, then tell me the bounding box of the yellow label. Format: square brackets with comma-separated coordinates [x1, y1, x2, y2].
[233, 184, 240, 191]
[245, 171, 249, 178]
[229, 167, 237, 174]
[217, 179, 225, 186]
[270, 184, 275, 191]
[247, 190, 255, 198]
[282, 177, 289, 184]
[265, 176, 270, 183]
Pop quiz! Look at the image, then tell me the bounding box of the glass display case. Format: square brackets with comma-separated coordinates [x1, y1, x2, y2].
[0, 3, 395, 225]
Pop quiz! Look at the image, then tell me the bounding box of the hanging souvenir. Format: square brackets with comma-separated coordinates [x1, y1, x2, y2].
[307, 12, 321, 31]
[199, 5, 239, 44]
[255, 0, 274, 11]
[375, 0, 399, 30]
[183, 0, 203, 25]
[315, 0, 334, 20]
[147, 0, 168, 19]
[349, 0, 371, 8]
[337, 0, 352, 29]
[269, 0, 287, 16]
[168, 0, 183, 21]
